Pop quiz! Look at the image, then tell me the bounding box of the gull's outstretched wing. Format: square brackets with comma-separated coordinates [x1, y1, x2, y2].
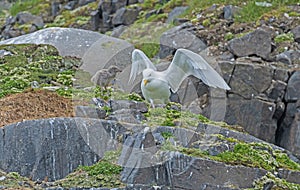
[129, 49, 157, 84]
[163, 48, 231, 92]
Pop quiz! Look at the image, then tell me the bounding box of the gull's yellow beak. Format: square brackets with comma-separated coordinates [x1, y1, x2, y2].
[143, 79, 148, 86]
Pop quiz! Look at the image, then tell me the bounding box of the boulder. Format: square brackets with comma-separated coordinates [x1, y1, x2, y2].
[225, 94, 277, 143]
[265, 80, 287, 102]
[0, 118, 125, 181]
[291, 25, 300, 43]
[16, 12, 44, 28]
[0, 27, 104, 58]
[285, 71, 300, 102]
[64, 1, 77, 10]
[223, 5, 241, 20]
[278, 100, 300, 156]
[227, 29, 272, 59]
[276, 50, 300, 65]
[112, 7, 140, 26]
[229, 62, 273, 99]
[166, 6, 189, 23]
[51, 2, 60, 16]
[159, 23, 207, 58]
[78, 0, 96, 6]
[90, 10, 101, 31]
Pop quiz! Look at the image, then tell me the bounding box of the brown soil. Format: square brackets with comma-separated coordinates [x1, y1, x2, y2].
[0, 89, 75, 127]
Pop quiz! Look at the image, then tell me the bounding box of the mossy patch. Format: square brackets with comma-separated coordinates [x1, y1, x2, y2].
[252, 172, 300, 189]
[178, 140, 300, 172]
[0, 171, 35, 189]
[9, 0, 50, 16]
[119, 22, 172, 58]
[56, 150, 124, 188]
[274, 32, 294, 43]
[46, 1, 98, 28]
[0, 44, 79, 98]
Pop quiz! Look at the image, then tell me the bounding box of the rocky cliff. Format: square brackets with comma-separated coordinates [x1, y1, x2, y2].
[0, 0, 300, 189]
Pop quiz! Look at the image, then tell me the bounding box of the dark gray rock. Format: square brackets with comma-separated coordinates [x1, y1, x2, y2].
[159, 23, 207, 58]
[276, 50, 300, 65]
[218, 61, 235, 83]
[273, 101, 285, 120]
[225, 94, 277, 143]
[278, 168, 300, 184]
[273, 68, 289, 82]
[90, 10, 100, 31]
[111, 25, 127, 37]
[112, 0, 128, 13]
[0, 27, 104, 58]
[229, 62, 273, 99]
[75, 105, 107, 119]
[109, 100, 148, 113]
[112, 7, 140, 26]
[16, 12, 44, 28]
[291, 25, 300, 43]
[121, 150, 267, 189]
[119, 128, 159, 184]
[285, 71, 300, 102]
[118, 124, 300, 188]
[166, 6, 189, 23]
[0, 118, 122, 181]
[227, 29, 272, 59]
[78, 0, 96, 6]
[51, 2, 60, 17]
[64, 1, 77, 10]
[99, 0, 113, 15]
[223, 5, 241, 20]
[265, 80, 287, 101]
[101, 11, 112, 29]
[278, 100, 300, 156]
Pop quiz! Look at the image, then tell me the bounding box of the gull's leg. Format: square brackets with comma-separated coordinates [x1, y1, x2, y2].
[149, 99, 155, 108]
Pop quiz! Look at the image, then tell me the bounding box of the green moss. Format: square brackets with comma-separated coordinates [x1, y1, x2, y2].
[161, 131, 174, 139]
[79, 160, 122, 176]
[127, 93, 144, 102]
[253, 172, 300, 189]
[214, 142, 278, 171]
[119, 21, 172, 58]
[178, 141, 300, 173]
[288, 11, 300, 17]
[47, 1, 97, 28]
[0, 44, 79, 98]
[224, 32, 235, 41]
[202, 18, 211, 27]
[56, 150, 123, 188]
[144, 102, 187, 127]
[0, 171, 34, 189]
[10, 0, 45, 16]
[274, 32, 294, 43]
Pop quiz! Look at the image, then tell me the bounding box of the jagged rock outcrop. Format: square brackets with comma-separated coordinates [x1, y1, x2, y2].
[0, 118, 107, 181]
[118, 122, 300, 189]
[159, 23, 207, 58]
[227, 29, 272, 59]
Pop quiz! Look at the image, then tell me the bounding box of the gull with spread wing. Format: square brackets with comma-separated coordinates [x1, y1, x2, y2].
[129, 48, 230, 107]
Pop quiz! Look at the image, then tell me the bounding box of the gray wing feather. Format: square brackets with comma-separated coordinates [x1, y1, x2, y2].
[129, 49, 157, 84]
[163, 48, 230, 92]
